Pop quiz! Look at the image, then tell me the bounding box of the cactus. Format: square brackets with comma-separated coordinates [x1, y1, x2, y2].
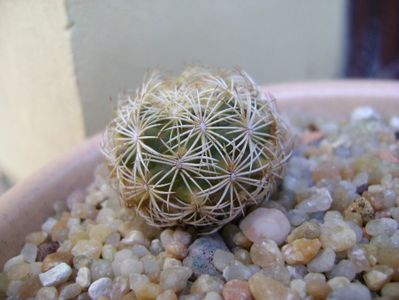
[103, 67, 290, 231]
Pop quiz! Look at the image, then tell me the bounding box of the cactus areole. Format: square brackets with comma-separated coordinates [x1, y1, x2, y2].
[103, 67, 290, 232]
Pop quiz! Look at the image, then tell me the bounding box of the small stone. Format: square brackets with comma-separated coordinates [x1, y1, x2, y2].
[120, 258, 143, 277]
[150, 239, 163, 256]
[363, 265, 394, 291]
[348, 245, 372, 273]
[248, 272, 299, 300]
[327, 283, 371, 300]
[166, 241, 188, 259]
[20, 243, 37, 263]
[91, 258, 113, 280]
[6, 280, 23, 297]
[173, 228, 191, 246]
[131, 245, 150, 258]
[41, 217, 57, 233]
[42, 251, 73, 272]
[102, 244, 116, 261]
[25, 231, 48, 245]
[290, 279, 306, 299]
[5, 262, 30, 280]
[111, 276, 130, 300]
[88, 277, 112, 300]
[240, 208, 291, 245]
[160, 266, 192, 292]
[69, 229, 90, 246]
[287, 265, 307, 280]
[365, 218, 398, 236]
[287, 209, 309, 226]
[37, 241, 60, 261]
[59, 283, 82, 299]
[282, 238, 321, 265]
[131, 274, 161, 300]
[232, 232, 253, 249]
[36, 286, 58, 300]
[121, 230, 150, 247]
[183, 234, 228, 277]
[71, 240, 102, 259]
[377, 246, 399, 268]
[191, 274, 224, 294]
[304, 272, 326, 283]
[213, 249, 235, 272]
[3, 255, 24, 273]
[261, 264, 291, 285]
[89, 224, 112, 243]
[50, 214, 70, 242]
[222, 279, 252, 300]
[19, 275, 42, 298]
[306, 280, 332, 300]
[39, 262, 72, 287]
[156, 289, 178, 300]
[327, 276, 350, 290]
[163, 257, 182, 269]
[381, 282, 399, 298]
[286, 220, 321, 243]
[76, 267, 91, 288]
[204, 291, 223, 300]
[296, 187, 333, 213]
[307, 247, 336, 273]
[320, 218, 357, 252]
[73, 255, 92, 269]
[250, 239, 284, 268]
[142, 255, 161, 282]
[223, 260, 253, 281]
[233, 248, 251, 265]
[122, 291, 139, 300]
[351, 106, 379, 121]
[328, 260, 356, 281]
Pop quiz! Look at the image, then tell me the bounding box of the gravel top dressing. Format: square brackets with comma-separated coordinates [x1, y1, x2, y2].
[2, 106, 399, 300]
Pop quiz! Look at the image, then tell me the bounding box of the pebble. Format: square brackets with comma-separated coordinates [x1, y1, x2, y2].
[142, 255, 161, 281]
[5, 262, 30, 280]
[327, 276, 350, 290]
[191, 274, 224, 294]
[233, 248, 251, 265]
[3, 255, 24, 273]
[233, 232, 253, 249]
[213, 249, 235, 272]
[71, 239, 102, 259]
[262, 264, 291, 285]
[20, 243, 37, 263]
[282, 238, 321, 265]
[157, 289, 178, 300]
[204, 291, 223, 300]
[110, 276, 130, 299]
[351, 106, 379, 121]
[296, 187, 333, 213]
[306, 279, 332, 300]
[249, 240, 284, 268]
[327, 283, 371, 300]
[19, 275, 42, 298]
[91, 258, 113, 280]
[25, 231, 47, 245]
[320, 218, 357, 252]
[222, 279, 252, 300]
[328, 259, 356, 281]
[42, 251, 73, 272]
[363, 265, 394, 291]
[377, 246, 399, 268]
[121, 230, 150, 247]
[240, 208, 291, 245]
[41, 217, 57, 233]
[89, 224, 112, 243]
[59, 283, 82, 299]
[183, 234, 228, 277]
[76, 267, 91, 288]
[160, 266, 192, 292]
[248, 272, 299, 300]
[290, 279, 306, 299]
[88, 277, 112, 299]
[381, 282, 399, 298]
[286, 220, 321, 243]
[39, 262, 72, 286]
[365, 218, 398, 236]
[37, 241, 60, 261]
[223, 260, 253, 281]
[36, 286, 58, 299]
[307, 247, 336, 273]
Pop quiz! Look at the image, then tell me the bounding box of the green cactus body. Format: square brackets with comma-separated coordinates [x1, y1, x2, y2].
[103, 68, 290, 231]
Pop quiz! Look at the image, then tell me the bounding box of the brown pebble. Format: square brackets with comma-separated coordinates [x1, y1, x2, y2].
[19, 275, 43, 298]
[166, 241, 188, 260]
[50, 213, 70, 242]
[42, 251, 73, 272]
[282, 238, 321, 265]
[343, 197, 374, 224]
[377, 247, 399, 268]
[306, 280, 331, 300]
[37, 241, 60, 261]
[223, 279, 253, 300]
[249, 272, 299, 300]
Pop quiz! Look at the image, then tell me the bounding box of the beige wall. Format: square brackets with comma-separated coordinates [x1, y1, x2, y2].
[0, 0, 84, 181]
[0, 0, 348, 181]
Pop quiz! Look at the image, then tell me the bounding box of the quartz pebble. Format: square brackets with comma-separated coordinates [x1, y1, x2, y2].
[160, 266, 192, 292]
[282, 238, 321, 265]
[39, 262, 72, 287]
[240, 208, 291, 245]
[42, 251, 73, 272]
[36, 286, 58, 299]
[328, 259, 356, 281]
[59, 283, 82, 299]
[222, 279, 252, 300]
[88, 277, 112, 299]
[286, 220, 321, 243]
[306, 279, 332, 300]
[191, 274, 223, 294]
[71, 239, 102, 259]
[320, 218, 357, 252]
[21, 243, 38, 263]
[327, 283, 371, 300]
[250, 239, 284, 268]
[223, 260, 253, 281]
[296, 187, 333, 213]
[76, 267, 91, 288]
[213, 249, 235, 272]
[381, 282, 399, 298]
[157, 289, 178, 300]
[363, 265, 394, 291]
[248, 272, 299, 300]
[365, 218, 398, 236]
[307, 247, 336, 273]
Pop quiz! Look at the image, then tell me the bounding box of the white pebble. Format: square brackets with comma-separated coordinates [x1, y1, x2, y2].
[307, 247, 336, 273]
[240, 208, 291, 245]
[213, 249, 234, 272]
[39, 262, 72, 287]
[21, 243, 38, 263]
[3, 255, 24, 272]
[365, 218, 398, 236]
[296, 187, 332, 213]
[160, 267, 192, 292]
[88, 277, 113, 299]
[41, 217, 57, 233]
[35, 286, 58, 299]
[351, 106, 379, 122]
[389, 116, 399, 130]
[222, 260, 252, 281]
[76, 267, 91, 288]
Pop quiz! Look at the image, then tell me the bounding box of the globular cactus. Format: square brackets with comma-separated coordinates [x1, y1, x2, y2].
[103, 67, 290, 232]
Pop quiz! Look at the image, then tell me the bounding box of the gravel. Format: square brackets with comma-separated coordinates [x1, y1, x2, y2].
[2, 106, 399, 299]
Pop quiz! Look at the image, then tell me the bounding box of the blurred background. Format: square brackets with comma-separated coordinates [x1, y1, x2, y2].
[0, 0, 398, 194]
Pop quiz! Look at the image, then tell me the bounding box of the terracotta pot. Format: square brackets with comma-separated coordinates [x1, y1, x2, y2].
[1, 80, 398, 267]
